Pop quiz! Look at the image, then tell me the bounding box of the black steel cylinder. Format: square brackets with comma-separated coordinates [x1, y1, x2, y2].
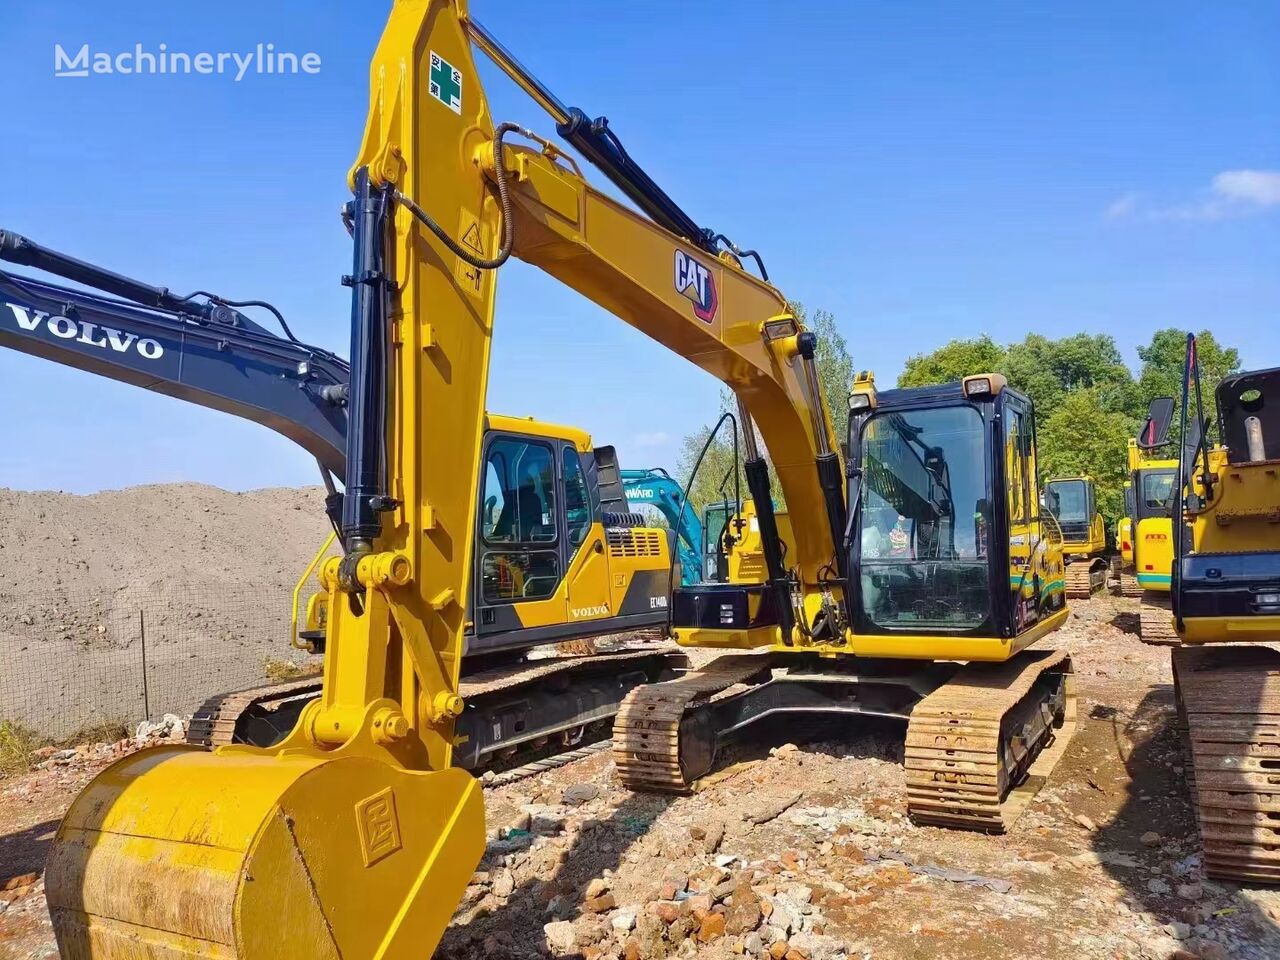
[744, 458, 794, 642]
[0, 229, 226, 323]
[341, 169, 391, 546]
[816, 453, 850, 590]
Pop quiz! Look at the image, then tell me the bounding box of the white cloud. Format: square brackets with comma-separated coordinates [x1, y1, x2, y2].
[633, 431, 670, 448]
[1105, 169, 1280, 221]
[1105, 192, 1140, 220]
[1212, 170, 1280, 207]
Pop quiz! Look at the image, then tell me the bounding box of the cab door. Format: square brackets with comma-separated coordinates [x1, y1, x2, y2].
[473, 432, 567, 644]
[562, 445, 612, 624]
[1002, 397, 1035, 631]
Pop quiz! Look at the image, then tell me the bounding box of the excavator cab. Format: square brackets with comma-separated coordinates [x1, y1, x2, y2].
[700, 498, 741, 583]
[471, 420, 672, 652]
[1117, 397, 1181, 637]
[847, 373, 1066, 641]
[1043, 477, 1109, 597]
[1044, 478, 1096, 544]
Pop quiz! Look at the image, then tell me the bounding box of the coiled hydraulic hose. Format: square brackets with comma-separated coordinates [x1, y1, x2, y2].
[392, 122, 522, 271]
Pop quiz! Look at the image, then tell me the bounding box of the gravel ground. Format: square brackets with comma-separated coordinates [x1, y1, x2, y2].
[2, 594, 1279, 960]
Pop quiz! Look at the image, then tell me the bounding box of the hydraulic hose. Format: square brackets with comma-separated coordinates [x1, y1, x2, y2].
[393, 122, 521, 270]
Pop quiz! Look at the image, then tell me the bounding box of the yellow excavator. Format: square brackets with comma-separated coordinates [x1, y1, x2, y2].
[1115, 398, 1181, 642]
[1166, 337, 1280, 883]
[46, 4, 1072, 955]
[190, 413, 685, 763]
[1043, 476, 1109, 597]
[0, 229, 683, 769]
[616, 369, 1073, 833]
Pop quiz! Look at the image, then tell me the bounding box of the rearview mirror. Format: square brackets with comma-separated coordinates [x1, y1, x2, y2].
[1137, 397, 1175, 450]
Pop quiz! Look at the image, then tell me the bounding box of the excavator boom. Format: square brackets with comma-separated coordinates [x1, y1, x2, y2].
[46, 2, 1073, 956]
[0, 233, 348, 477]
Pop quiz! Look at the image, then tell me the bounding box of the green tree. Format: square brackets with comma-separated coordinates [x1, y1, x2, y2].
[899, 335, 1005, 389]
[1136, 328, 1240, 425]
[808, 308, 854, 444]
[1004, 333, 1134, 415]
[1037, 389, 1134, 529]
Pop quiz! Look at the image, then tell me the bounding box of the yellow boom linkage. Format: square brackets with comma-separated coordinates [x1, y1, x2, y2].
[48, 4, 496, 957]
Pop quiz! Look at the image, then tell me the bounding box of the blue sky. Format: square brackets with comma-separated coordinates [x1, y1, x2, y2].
[1, 1, 1276, 493]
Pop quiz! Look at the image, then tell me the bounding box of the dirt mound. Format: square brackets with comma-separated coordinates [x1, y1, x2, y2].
[0, 483, 335, 738]
[0, 483, 330, 601]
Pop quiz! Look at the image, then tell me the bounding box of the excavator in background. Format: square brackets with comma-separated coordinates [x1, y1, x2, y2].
[1043, 476, 1110, 597]
[621, 468, 703, 585]
[706, 496, 795, 585]
[1114, 398, 1180, 642]
[42, 4, 1074, 956]
[1166, 336, 1280, 883]
[618, 368, 1073, 834]
[0, 232, 684, 771]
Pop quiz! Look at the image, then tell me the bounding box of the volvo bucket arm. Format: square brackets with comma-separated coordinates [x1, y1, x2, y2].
[0, 230, 348, 481]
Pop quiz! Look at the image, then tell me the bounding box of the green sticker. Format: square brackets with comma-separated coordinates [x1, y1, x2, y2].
[429, 51, 461, 114]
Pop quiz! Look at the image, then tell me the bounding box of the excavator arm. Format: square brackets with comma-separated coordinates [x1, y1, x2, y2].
[48, 4, 847, 958]
[344, 3, 843, 648]
[622, 468, 704, 585]
[0, 231, 349, 478]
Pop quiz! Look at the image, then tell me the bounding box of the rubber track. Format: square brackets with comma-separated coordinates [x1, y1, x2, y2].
[1138, 595, 1179, 645]
[189, 642, 672, 751]
[1174, 646, 1280, 883]
[1064, 559, 1107, 599]
[186, 676, 320, 748]
[1117, 572, 1144, 598]
[904, 649, 1076, 833]
[612, 654, 773, 792]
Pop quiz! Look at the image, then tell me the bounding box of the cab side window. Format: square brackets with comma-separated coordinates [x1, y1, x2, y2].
[1005, 409, 1027, 524]
[480, 438, 560, 603]
[562, 448, 592, 549]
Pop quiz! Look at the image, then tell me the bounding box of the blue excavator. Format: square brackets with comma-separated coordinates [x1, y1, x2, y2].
[621, 468, 703, 584]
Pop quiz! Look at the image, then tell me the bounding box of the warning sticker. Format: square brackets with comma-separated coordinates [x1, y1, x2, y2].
[428, 51, 462, 114]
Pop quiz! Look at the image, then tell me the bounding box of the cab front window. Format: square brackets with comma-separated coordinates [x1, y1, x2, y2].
[1045, 479, 1089, 539]
[1139, 469, 1176, 520]
[856, 405, 990, 631]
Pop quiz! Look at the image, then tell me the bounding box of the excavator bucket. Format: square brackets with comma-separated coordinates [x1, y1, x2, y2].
[46, 745, 484, 959]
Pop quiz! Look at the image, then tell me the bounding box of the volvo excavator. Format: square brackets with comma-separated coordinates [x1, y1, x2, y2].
[42, 3, 1074, 956]
[1044, 476, 1110, 597]
[0, 232, 684, 769]
[1115, 398, 1181, 642]
[1166, 336, 1280, 883]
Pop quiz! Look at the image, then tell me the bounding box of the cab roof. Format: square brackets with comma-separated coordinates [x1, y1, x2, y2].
[485, 413, 593, 452]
